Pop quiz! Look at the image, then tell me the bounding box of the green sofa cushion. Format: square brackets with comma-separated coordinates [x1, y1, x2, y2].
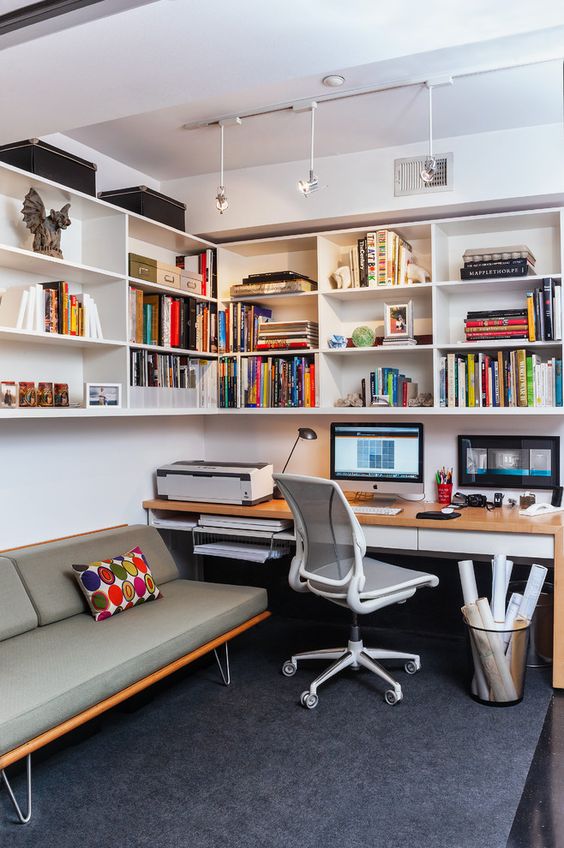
[0, 578, 267, 757]
[0, 558, 38, 642]
[4, 525, 179, 626]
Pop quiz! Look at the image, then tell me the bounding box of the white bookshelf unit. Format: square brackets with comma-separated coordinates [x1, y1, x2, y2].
[216, 208, 563, 415]
[0, 160, 218, 418]
[0, 156, 562, 418]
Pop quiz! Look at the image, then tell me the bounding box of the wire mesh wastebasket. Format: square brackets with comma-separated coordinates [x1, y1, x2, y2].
[466, 619, 530, 707]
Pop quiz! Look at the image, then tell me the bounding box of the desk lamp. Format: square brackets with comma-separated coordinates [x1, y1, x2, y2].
[273, 427, 317, 499]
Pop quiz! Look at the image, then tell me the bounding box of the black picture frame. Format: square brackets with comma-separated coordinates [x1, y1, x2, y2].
[457, 434, 560, 490]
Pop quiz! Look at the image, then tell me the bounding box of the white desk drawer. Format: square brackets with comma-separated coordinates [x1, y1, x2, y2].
[363, 525, 418, 551]
[418, 529, 553, 560]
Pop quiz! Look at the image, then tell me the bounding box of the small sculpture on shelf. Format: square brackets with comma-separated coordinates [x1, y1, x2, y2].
[21, 187, 71, 259]
[351, 325, 376, 347]
[407, 392, 434, 407]
[327, 334, 347, 349]
[406, 260, 430, 284]
[334, 392, 363, 407]
[330, 266, 352, 289]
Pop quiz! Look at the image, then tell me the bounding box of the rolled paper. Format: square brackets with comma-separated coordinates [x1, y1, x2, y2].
[503, 592, 524, 650]
[458, 560, 479, 605]
[491, 554, 507, 623]
[518, 563, 548, 621]
[463, 602, 507, 702]
[476, 597, 518, 702]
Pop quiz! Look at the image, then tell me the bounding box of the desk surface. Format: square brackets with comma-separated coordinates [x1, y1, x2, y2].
[143, 497, 564, 537]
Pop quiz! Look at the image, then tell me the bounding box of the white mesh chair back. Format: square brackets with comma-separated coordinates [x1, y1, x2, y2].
[273, 473, 366, 599]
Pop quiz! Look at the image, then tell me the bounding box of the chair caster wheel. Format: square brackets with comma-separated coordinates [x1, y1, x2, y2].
[404, 659, 420, 675]
[282, 660, 297, 677]
[384, 688, 402, 706]
[300, 691, 319, 709]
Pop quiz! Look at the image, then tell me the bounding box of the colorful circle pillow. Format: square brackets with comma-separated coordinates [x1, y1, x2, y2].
[72, 546, 161, 621]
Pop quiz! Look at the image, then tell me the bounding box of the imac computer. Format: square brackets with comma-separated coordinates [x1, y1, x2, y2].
[330, 422, 424, 504]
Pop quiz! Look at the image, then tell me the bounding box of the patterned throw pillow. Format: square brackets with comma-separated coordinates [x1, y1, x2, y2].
[72, 546, 161, 621]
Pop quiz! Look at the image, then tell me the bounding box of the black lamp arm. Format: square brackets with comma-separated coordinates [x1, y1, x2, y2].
[281, 435, 301, 474]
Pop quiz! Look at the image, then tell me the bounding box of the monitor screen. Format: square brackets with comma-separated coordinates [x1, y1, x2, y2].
[330, 422, 424, 484]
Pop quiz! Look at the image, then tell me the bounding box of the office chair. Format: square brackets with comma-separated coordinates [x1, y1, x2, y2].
[274, 473, 439, 709]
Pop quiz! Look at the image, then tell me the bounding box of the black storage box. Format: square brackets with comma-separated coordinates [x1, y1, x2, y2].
[98, 186, 186, 231]
[0, 138, 97, 195]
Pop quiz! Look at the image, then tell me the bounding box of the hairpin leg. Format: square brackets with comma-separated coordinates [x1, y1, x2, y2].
[214, 643, 230, 686]
[1, 755, 32, 824]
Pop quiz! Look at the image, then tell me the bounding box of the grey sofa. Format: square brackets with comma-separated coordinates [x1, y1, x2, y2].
[0, 524, 269, 823]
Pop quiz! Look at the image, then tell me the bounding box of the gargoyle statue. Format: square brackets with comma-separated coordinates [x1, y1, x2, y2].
[21, 187, 71, 259]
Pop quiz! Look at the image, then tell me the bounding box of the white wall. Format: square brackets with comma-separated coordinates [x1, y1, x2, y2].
[43, 133, 161, 194]
[163, 123, 564, 238]
[0, 417, 204, 549]
[203, 414, 561, 505]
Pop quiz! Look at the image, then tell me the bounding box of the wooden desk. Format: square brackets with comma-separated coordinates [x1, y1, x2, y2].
[143, 497, 564, 688]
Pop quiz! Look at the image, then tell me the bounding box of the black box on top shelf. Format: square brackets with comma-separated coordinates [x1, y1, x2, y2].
[0, 138, 97, 195]
[98, 185, 186, 231]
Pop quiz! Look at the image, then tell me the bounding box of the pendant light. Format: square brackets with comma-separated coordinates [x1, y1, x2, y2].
[297, 102, 325, 197]
[420, 83, 436, 184]
[215, 123, 229, 214]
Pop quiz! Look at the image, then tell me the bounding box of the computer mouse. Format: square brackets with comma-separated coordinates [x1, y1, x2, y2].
[441, 506, 454, 514]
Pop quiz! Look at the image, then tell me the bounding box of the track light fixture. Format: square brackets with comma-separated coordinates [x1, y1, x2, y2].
[215, 117, 241, 214]
[297, 102, 325, 197]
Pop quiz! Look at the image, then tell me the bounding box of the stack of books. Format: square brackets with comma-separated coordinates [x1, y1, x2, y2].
[440, 350, 563, 408]
[129, 287, 217, 353]
[463, 279, 562, 342]
[218, 303, 272, 353]
[362, 368, 418, 407]
[0, 282, 103, 338]
[255, 320, 318, 351]
[230, 271, 317, 298]
[460, 245, 536, 279]
[176, 248, 217, 298]
[219, 354, 316, 408]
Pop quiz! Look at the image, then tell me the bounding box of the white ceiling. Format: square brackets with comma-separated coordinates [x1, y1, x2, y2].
[0, 0, 562, 180]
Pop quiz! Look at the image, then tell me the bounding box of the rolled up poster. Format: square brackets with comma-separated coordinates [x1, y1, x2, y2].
[476, 597, 518, 702]
[491, 554, 507, 622]
[458, 560, 489, 700]
[462, 602, 507, 702]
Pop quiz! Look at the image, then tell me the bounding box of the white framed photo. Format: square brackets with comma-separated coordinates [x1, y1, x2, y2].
[384, 300, 413, 339]
[85, 383, 121, 408]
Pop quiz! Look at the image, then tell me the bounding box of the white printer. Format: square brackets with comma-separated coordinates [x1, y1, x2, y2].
[156, 460, 274, 505]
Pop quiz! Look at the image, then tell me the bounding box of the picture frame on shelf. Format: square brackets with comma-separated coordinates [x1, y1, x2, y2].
[54, 383, 69, 407]
[1, 381, 17, 408]
[384, 300, 413, 339]
[37, 382, 54, 407]
[18, 382, 36, 407]
[85, 383, 121, 408]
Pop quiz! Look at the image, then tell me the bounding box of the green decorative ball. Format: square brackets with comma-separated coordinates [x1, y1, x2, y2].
[351, 325, 376, 347]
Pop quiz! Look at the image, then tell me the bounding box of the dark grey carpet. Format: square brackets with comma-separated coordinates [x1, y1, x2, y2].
[0, 617, 552, 848]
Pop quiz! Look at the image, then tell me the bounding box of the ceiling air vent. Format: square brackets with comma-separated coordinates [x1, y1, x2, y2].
[394, 153, 453, 196]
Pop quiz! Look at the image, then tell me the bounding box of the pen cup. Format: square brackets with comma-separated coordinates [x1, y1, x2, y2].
[437, 483, 453, 505]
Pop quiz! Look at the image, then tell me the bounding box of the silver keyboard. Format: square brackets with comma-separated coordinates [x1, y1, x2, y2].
[352, 506, 403, 515]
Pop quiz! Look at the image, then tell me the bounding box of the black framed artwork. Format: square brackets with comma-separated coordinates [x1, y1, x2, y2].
[458, 434, 560, 490]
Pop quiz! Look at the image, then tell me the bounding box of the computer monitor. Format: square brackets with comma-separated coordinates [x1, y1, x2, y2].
[330, 422, 424, 502]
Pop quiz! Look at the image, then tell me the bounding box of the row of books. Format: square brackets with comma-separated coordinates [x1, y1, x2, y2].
[218, 303, 272, 353]
[463, 280, 561, 342]
[1, 380, 69, 408]
[361, 369, 418, 407]
[230, 271, 317, 298]
[219, 355, 317, 408]
[0, 282, 103, 338]
[128, 288, 217, 352]
[129, 351, 217, 405]
[460, 245, 536, 280]
[439, 351, 563, 408]
[344, 230, 414, 288]
[175, 248, 217, 298]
